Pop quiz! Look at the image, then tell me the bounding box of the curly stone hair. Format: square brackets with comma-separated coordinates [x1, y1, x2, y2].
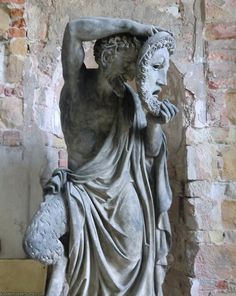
[137, 31, 176, 67]
[94, 34, 142, 66]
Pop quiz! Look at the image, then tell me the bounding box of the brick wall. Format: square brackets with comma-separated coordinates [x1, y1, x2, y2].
[0, 0, 235, 295]
[0, 0, 67, 258]
[191, 1, 236, 294]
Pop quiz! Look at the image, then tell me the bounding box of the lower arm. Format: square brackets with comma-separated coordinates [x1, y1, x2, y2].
[145, 114, 163, 157]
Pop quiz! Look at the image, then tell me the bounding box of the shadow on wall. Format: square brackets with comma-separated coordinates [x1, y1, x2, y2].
[161, 63, 192, 295]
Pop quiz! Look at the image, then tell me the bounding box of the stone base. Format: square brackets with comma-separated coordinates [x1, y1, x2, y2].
[0, 260, 47, 296]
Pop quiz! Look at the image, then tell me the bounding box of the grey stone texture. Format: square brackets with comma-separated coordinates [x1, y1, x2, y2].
[24, 18, 178, 295]
[1, 0, 235, 295]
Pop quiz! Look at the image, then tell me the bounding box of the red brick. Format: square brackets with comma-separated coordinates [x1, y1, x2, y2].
[0, 85, 4, 95]
[224, 91, 236, 125]
[12, 85, 23, 97]
[208, 50, 236, 63]
[10, 8, 24, 18]
[204, 22, 236, 40]
[58, 149, 67, 160]
[12, 18, 25, 29]
[58, 159, 68, 168]
[204, 0, 236, 23]
[8, 27, 26, 38]
[0, 0, 25, 4]
[2, 130, 22, 146]
[216, 280, 229, 290]
[4, 87, 14, 96]
[208, 78, 236, 90]
[208, 80, 219, 90]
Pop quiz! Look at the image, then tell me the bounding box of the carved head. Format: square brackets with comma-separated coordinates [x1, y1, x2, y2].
[94, 34, 141, 97]
[136, 32, 176, 116]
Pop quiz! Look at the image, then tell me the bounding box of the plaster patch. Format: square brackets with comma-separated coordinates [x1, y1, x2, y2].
[159, 5, 180, 18]
[0, 44, 5, 83]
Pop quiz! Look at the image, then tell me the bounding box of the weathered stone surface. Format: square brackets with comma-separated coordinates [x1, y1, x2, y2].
[0, 0, 234, 295]
[221, 145, 236, 180]
[6, 55, 24, 83]
[2, 130, 22, 146]
[204, 22, 236, 40]
[9, 38, 27, 56]
[8, 27, 26, 38]
[204, 0, 236, 23]
[195, 198, 221, 230]
[187, 180, 236, 206]
[222, 200, 236, 229]
[10, 8, 24, 18]
[224, 91, 236, 125]
[195, 245, 236, 279]
[0, 98, 23, 128]
[187, 145, 218, 180]
[0, 7, 10, 36]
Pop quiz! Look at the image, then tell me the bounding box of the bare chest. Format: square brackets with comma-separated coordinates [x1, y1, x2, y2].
[61, 91, 120, 169]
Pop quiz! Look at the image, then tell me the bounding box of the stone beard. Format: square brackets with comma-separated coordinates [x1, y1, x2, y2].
[136, 32, 176, 117]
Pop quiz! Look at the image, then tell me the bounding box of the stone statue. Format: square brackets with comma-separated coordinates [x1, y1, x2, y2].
[24, 17, 178, 296]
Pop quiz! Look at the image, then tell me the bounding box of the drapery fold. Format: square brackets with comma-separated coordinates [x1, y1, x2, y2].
[44, 86, 172, 296]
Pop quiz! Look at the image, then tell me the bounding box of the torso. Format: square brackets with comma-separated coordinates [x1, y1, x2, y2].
[60, 68, 121, 170]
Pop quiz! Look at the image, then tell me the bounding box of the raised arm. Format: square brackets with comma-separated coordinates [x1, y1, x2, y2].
[61, 17, 162, 99]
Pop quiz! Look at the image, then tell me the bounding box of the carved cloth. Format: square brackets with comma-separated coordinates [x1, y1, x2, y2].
[45, 87, 172, 296]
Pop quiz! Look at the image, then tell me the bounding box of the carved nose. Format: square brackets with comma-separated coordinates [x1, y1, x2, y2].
[157, 73, 167, 86]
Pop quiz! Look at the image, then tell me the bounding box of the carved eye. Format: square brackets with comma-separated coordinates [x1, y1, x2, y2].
[153, 63, 163, 70]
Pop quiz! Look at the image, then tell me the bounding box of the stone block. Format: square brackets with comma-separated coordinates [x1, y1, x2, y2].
[224, 91, 236, 125]
[208, 77, 236, 90]
[0, 259, 46, 294]
[0, 7, 10, 36]
[208, 49, 236, 63]
[10, 8, 24, 18]
[187, 145, 218, 180]
[0, 97, 23, 128]
[186, 126, 236, 145]
[204, 22, 236, 40]
[6, 54, 24, 83]
[207, 89, 230, 127]
[2, 130, 22, 146]
[209, 230, 225, 244]
[9, 38, 27, 56]
[8, 27, 26, 38]
[195, 198, 221, 230]
[221, 145, 236, 180]
[195, 244, 236, 279]
[221, 200, 236, 229]
[12, 18, 26, 29]
[204, 0, 236, 23]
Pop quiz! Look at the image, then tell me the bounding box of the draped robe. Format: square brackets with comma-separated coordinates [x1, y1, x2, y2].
[45, 86, 172, 296]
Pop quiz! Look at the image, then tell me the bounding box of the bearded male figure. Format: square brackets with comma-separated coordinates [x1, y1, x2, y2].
[24, 17, 178, 296]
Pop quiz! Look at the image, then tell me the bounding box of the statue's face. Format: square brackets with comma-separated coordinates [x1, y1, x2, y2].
[141, 47, 170, 99]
